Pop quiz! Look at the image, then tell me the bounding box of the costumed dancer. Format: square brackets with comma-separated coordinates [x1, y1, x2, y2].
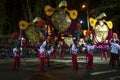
[45, 43, 53, 67]
[85, 39, 94, 69]
[52, 49, 56, 58]
[60, 41, 65, 58]
[101, 42, 108, 61]
[101, 48, 108, 60]
[57, 40, 64, 58]
[71, 40, 79, 71]
[60, 47, 64, 58]
[109, 40, 120, 68]
[13, 43, 22, 70]
[38, 40, 47, 72]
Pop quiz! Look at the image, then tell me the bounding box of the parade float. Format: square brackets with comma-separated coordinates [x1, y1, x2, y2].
[18, 0, 81, 47]
[17, 0, 117, 49]
[83, 12, 113, 45]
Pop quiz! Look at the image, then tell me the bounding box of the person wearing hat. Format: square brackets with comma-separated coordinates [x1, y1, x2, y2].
[109, 40, 120, 68]
[13, 43, 22, 70]
[38, 40, 47, 72]
[85, 39, 94, 69]
[71, 40, 79, 71]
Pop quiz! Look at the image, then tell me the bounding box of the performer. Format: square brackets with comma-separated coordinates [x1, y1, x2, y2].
[109, 40, 120, 68]
[38, 40, 47, 72]
[13, 43, 22, 70]
[52, 49, 56, 58]
[85, 39, 94, 69]
[101, 42, 108, 61]
[45, 43, 53, 67]
[101, 48, 108, 60]
[71, 40, 79, 71]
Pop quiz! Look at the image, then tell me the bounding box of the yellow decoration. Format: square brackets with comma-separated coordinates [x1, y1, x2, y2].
[103, 20, 113, 29]
[89, 17, 97, 27]
[33, 17, 41, 23]
[65, 8, 78, 20]
[44, 25, 51, 33]
[64, 37, 73, 46]
[83, 30, 87, 36]
[106, 21, 113, 29]
[61, 34, 64, 39]
[44, 5, 54, 16]
[96, 12, 107, 20]
[58, 0, 67, 8]
[19, 20, 29, 30]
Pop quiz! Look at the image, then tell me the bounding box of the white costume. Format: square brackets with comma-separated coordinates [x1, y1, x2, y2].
[38, 40, 47, 56]
[71, 42, 78, 53]
[13, 47, 23, 56]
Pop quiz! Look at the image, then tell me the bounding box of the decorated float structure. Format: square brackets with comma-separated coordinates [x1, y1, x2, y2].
[15, 1, 118, 52]
[18, 1, 81, 48]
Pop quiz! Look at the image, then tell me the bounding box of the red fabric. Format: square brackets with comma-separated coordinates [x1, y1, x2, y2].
[72, 53, 78, 71]
[40, 57, 45, 72]
[52, 50, 56, 58]
[101, 49, 107, 60]
[87, 53, 93, 69]
[45, 56, 50, 66]
[60, 49, 64, 58]
[86, 50, 89, 61]
[13, 56, 20, 70]
[38, 49, 41, 60]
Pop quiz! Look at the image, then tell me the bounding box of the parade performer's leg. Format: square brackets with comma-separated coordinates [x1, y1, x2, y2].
[38, 49, 41, 60]
[72, 53, 78, 71]
[116, 54, 120, 66]
[60, 49, 64, 58]
[86, 50, 89, 61]
[16, 56, 20, 69]
[87, 53, 93, 69]
[111, 54, 116, 68]
[101, 51, 104, 60]
[13, 56, 17, 70]
[46, 56, 50, 67]
[72, 53, 74, 70]
[109, 53, 112, 65]
[101, 49, 107, 60]
[40, 57, 45, 72]
[74, 54, 78, 70]
[52, 50, 56, 58]
[104, 52, 108, 60]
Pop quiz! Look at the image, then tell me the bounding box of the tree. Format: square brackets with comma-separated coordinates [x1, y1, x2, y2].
[0, 0, 7, 34]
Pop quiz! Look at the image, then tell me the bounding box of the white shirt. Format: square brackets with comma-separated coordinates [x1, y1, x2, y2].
[86, 44, 94, 53]
[46, 46, 54, 56]
[13, 47, 22, 56]
[111, 42, 120, 54]
[39, 40, 47, 56]
[71, 43, 78, 53]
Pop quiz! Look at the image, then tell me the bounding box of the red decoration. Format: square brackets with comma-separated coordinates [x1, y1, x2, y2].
[11, 32, 19, 38]
[86, 30, 91, 36]
[76, 23, 81, 29]
[38, 20, 46, 27]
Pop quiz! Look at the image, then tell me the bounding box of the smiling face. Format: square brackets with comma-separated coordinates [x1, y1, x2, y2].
[94, 20, 109, 43]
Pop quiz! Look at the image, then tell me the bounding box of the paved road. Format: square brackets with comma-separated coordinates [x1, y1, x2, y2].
[0, 56, 120, 80]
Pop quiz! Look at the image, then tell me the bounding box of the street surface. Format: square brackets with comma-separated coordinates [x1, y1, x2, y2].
[0, 55, 120, 80]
